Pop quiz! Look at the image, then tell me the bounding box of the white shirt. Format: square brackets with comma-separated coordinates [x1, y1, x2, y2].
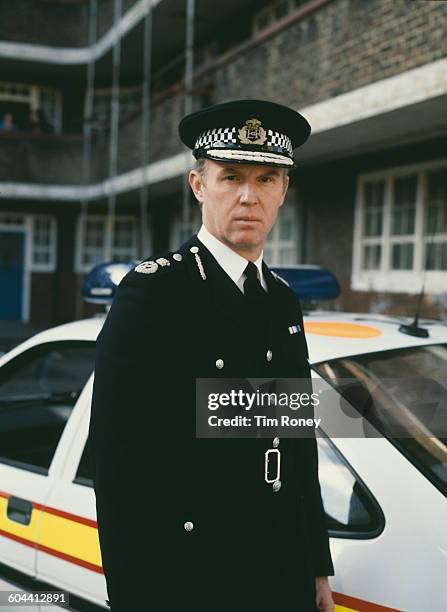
[197, 224, 268, 293]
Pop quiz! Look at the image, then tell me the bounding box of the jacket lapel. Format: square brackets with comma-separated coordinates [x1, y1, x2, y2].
[178, 234, 251, 329]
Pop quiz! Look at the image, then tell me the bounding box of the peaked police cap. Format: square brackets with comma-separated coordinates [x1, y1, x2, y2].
[178, 99, 311, 169]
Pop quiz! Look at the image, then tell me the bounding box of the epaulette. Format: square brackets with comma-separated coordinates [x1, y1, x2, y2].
[133, 251, 184, 276]
[271, 270, 290, 287]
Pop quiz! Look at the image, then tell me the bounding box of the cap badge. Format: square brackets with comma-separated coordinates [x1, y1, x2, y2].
[238, 118, 267, 146]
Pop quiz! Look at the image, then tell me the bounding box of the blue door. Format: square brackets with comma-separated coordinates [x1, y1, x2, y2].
[0, 231, 25, 320]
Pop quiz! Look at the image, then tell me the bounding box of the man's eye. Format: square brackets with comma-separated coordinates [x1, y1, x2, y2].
[260, 176, 274, 183]
[225, 175, 238, 181]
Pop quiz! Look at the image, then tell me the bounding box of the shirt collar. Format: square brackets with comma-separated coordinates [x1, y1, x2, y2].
[197, 224, 264, 285]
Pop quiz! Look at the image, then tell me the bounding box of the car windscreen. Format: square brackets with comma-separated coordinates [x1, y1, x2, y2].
[314, 343, 447, 498]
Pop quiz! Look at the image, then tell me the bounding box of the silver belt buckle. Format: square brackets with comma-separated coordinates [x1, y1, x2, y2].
[264, 448, 281, 484]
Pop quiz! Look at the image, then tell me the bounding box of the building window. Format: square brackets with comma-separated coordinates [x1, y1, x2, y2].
[31, 216, 57, 272]
[361, 179, 384, 270]
[353, 161, 447, 293]
[170, 206, 202, 251]
[0, 81, 62, 133]
[264, 193, 299, 265]
[75, 215, 138, 273]
[390, 175, 416, 271]
[426, 167, 447, 270]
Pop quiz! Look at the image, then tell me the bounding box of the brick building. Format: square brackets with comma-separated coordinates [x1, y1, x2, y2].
[0, 0, 446, 324]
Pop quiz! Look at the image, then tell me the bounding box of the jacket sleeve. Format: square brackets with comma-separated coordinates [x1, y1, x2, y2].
[88, 270, 171, 609]
[294, 298, 335, 578]
[297, 434, 335, 577]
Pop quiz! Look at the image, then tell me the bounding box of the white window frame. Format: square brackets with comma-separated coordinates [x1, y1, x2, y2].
[264, 191, 300, 265]
[30, 215, 57, 272]
[352, 159, 447, 294]
[75, 214, 138, 274]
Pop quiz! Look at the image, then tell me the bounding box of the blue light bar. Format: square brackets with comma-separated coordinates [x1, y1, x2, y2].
[270, 265, 340, 300]
[81, 261, 138, 305]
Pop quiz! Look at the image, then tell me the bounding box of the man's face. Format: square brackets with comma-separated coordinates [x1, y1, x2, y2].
[188, 159, 289, 257]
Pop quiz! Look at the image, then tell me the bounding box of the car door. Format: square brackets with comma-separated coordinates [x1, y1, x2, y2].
[312, 360, 447, 612]
[0, 340, 95, 579]
[35, 374, 108, 609]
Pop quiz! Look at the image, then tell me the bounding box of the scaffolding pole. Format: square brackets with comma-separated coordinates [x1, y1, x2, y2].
[139, 2, 153, 258]
[81, 0, 97, 220]
[181, 0, 195, 237]
[106, 0, 122, 261]
[77, 0, 97, 320]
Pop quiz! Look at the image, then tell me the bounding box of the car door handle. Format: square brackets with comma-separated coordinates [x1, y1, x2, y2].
[7, 496, 33, 526]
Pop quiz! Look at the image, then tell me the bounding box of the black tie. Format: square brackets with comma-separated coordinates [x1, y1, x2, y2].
[243, 261, 269, 315]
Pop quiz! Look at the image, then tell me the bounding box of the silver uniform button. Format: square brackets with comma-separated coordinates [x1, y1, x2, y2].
[266, 349, 273, 362]
[272, 480, 282, 493]
[273, 437, 280, 448]
[190, 246, 199, 254]
[215, 358, 224, 370]
[184, 521, 194, 532]
[173, 253, 183, 261]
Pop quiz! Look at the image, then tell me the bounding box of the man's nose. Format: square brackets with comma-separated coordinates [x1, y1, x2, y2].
[239, 181, 259, 205]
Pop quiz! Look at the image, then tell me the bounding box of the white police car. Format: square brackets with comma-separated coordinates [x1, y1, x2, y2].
[0, 262, 445, 611]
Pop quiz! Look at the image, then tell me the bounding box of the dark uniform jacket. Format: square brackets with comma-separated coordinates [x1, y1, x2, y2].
[88, 234, 334, 611]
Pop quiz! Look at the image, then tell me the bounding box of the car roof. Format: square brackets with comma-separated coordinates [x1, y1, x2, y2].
[2, 311, 446, 366]
[304, 310, 447, 363]
[0, 316, 105, 364]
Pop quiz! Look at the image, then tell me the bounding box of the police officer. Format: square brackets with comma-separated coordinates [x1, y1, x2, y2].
[89, 99, 335, 611]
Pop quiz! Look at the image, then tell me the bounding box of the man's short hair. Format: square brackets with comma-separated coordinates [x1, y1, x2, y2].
[195, 157, 208, 180]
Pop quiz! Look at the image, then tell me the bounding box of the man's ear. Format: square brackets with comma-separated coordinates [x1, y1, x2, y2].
[188, 170, 204, 203]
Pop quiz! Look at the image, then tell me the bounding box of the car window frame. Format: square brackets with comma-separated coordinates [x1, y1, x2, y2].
[0, 339, 96, 476]
[316, 430, 386, 540]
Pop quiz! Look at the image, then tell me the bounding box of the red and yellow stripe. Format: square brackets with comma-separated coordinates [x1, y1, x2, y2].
[0, 490, 103, 573]
[0, 490, 404, 610]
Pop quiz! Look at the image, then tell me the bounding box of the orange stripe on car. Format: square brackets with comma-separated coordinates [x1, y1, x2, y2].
[305, 322, 382, 338]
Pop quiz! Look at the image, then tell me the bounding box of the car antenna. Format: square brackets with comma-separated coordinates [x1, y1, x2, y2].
[398, 208, 438, 338]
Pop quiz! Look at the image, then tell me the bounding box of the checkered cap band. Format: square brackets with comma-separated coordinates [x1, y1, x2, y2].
[195, 127, 237, 149]
[194, 126, 293, 155]
[266, 129, 293, 155]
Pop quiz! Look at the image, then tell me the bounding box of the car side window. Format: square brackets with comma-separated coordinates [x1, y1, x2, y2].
[74, 435, 94, 487]
[0, 341, 95, 474]
[317, 435, 384, 538]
